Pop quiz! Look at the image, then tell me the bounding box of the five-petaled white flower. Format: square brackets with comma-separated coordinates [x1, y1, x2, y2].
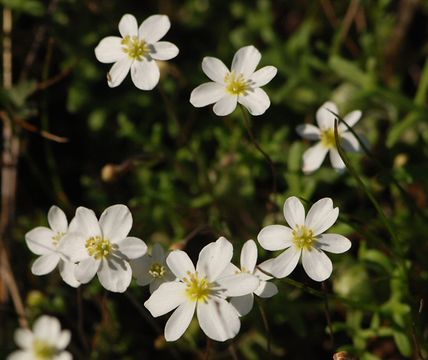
[258, 196, 351, 282]
[190, 45, 277, 116]
[59, 205, 147, 293]
[25, 206, 80, 288]
[144, 237, 260, 342]
[7, 315, 72, 360]
[130, 243, 175, 293]
[95, 13, 179, 90]
[296, 101, 362, 173]
[222, 239, 278, 316]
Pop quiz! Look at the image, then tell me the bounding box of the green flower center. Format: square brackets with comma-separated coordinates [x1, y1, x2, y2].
[33, 339, 57, 360]
[149, 263, 166, 279]
[292, 225, 316, 250]
[51, 232, 65, 246]
[225, 71, 249, 95]
[121, 35, 150, 61]
[184, 271, 214, 303]
[320, 128, 337, 149]
[85, 236, 117, 260]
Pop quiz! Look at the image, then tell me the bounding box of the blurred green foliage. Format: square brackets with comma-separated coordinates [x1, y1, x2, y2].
[1, 0, 428, 359]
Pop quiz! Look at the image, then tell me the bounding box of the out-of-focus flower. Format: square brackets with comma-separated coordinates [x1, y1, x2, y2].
[222, 239, 278, 316]
[190, 45, 277, 116]
[130, 243, 175, 293]
[296, 101, 363, 173]
[258, 196, 351, 282]
[59, 205, 147, 293]
[7, 315, 72, 360]
[144, 237, 259, 341]
[95, 14, 179, 90]
[25, 206, 80, 288]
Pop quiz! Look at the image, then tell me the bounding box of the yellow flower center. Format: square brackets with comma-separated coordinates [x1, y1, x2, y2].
[149, 263, 166, 279]
[51, 232, 65, 246]
[320, 128, 337, 149]
[184, 271, 214, 303]
[292, 225, 316, 250]
[225, 71, 249, 95]
[85, 236, 117, 260]
[121, 35, 150, 61]
[33, 339, 57, 359]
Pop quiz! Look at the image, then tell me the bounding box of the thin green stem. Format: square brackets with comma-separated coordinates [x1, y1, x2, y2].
[322, 281, 335, 348]
[256, 297, 272, 359]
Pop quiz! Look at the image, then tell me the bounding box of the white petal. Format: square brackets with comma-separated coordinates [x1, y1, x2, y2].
[305, 198, 339, 235]
[341, 132, 360, 152]
[221, 262, 240, 277]
[7, 351, 33, 360]
[150, 41, 179, 60]
[257, 225, 293, 251]
[119, 14, 138, 38]
[68, 207, 101, 238]
[317, 234, 351, 254]
[47, 206, 68, 233]
[57, 233, 87, 263]
[296, 124, 321, 140]
[14, 329, 33, 349]
[56, 330, 71, 349]
[231, 45, 261, 78]
[151, 242, 166, 262]
[329, 148, 346, 170]
[202, 57, 229, 83]
[197, 298, 240, 341]
[25, 227, 56, 255]
[164, 301, 196, 341]
[259, 247, 301, 278]
[33, 316, 61, 340]
[190, 82, 225, 107]
[340, 110, 362, 130]
[138, 14, 170, 43]
[196, 237, 233, 281]
[248, 66, 277, 87]
[166, 250, 195, 280]
[130, 59, 160, 90]
[217, 273, 259, 297]
[107, 57, 132, 88]
[254, 281, 278, 298]
[238, 87, 270, 116]
[99, 204, 133, 243]
[74, 257, 99, 284]
[97, 257, 132, 293]
[54, 352, 72, 360]
[130, 255, 152, 286]
[301, 248, 332, 282]
[58, 259, 80, 288]
[316, 101, 338, 130]
[240, 240, 257, 272]
[230, 294, 254, 317]
[94, 36, 125, 64]
[302, 142, 329, 174]
[31, 253, 60, 275]
[283, 196, 306, 228]
[144, 281, 187, 317]
[213, 95, 237, 116]
[116, 237, 147, 259]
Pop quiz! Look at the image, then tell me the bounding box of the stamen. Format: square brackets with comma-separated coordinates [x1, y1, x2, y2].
[121, 35, 150, 61]
[85, 236, 117, 260]
[184, 271, 214, 303]
[51, 232, 65, 246]
[149, 263, 166, 278]
[292, 225, 316, 250]
[225, 71, 249, 95]
[33, 339, 57, 359]
[320, 128, 337, 149]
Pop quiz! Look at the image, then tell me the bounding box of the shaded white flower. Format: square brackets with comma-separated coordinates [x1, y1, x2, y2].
[59, 205, 147, 293]
[190, 45, 277, 116]
[296, 101, 362, 173]
[95, 13, 179, 90]
[8, 315, 72, 360]
[25, 206, 80, 288]
[144, 237, 260, 342]
[258, 196, 351, 282]
[222, 239, 278, 316]
[130, 243, 175, 293]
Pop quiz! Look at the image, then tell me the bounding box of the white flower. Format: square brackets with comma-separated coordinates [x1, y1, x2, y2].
[7, 315, 72, 360]
[222, 239, 278, 317]
[296, 101, 362, 173]
[130, 243, 175, 293]
[95, 13, 179, 90]
[144, 237, 260, 342]
[190, 45, 277, 116]
[257, 196, 351, 282]
[25, 206, 80, 288]
[59, 205, 147, 293]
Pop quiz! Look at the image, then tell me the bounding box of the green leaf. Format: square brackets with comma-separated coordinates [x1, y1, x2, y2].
[0, 0, 44, 16]
[393, 330, 412, 357]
